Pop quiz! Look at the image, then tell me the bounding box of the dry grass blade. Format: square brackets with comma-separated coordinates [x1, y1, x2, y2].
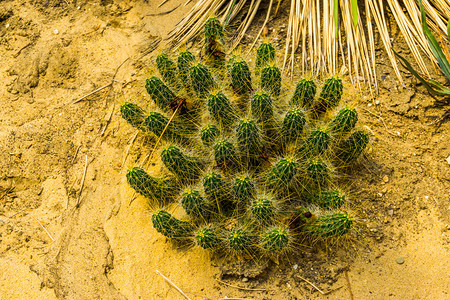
[166, 0, 449, 88]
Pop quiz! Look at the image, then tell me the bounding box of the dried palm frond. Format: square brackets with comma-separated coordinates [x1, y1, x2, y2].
[166, 0, 450, 91]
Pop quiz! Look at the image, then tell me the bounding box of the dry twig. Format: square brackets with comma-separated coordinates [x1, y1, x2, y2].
[76, 155, 89, 207]
[71, 144, 81, 164]
[156, 270, 191, 300]
[33, 216, 55, 242]
[215, 279, 267, 291]
[72, 83, 113, 104]
[296, 275, 342, 295]
[344, 268, 354, 300]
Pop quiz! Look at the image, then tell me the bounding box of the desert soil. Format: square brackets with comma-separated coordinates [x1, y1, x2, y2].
[0, 0, 449, 299]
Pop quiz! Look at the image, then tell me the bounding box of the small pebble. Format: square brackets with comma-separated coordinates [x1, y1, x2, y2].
[242, 277, 248, 282]
[396, 257, 405, 264]
[447, 156, 450, 165]
[293, 264, 298, 270]
[388, 210, 394, 216]
[53, 29, 59, 34]
[375, 100, 380, 105]
[383, 175, 389, 183]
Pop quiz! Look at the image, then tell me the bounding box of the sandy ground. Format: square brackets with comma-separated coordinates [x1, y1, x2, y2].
[0, 0, 449, 299]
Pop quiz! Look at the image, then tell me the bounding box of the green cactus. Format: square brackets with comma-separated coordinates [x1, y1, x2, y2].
[313, 190, 346, 209]
[120, 102, 146, 130]
[314, 76, 343, 114]
[161, 146, 203, 181]
[126, 167, 174, 201]
[291, 79, 316, 108]
[232, 175, 255, 204]
[195, 226, 221, 249]
[229, 59, 252, 94]
[250, 197, 276, 223]
[236, 119, 261, 159]
[336, 130, 369, 162]
[156, 53, 178, 88]
[251, 92, 273, 124]
[190, 63, 215, 97]
[305, 128, 330, 155]
[178, 50, 196, 89]
[328, 107, 358, 135]
[227, 227, 254, 252]
[261, 65, 282, 97]
[144, 112, 183, 142]
[305, 213, 352, 237]
[261, 226, 291, 255]
[121, 20, 371, 262]
[268, 157, 298, 190]
[145, 77, 175, 110]
[181, 189, 211, 219]
[152, 210, 193, 239]
[282, 108, 307, 142]
[213, 139, 237, 166]
[207, 92, 236, 126]
[204, 17, 225, 69]
[200, 124, 220, 146]
[256, 42, 275, 70]
[204, 17, 224, 47]
[306, 158, 330, 187]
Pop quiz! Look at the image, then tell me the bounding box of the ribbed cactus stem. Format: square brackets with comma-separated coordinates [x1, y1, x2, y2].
[282, 108, 306, 142]
[207, 92, 236, 126]
[204, 17, 225, 69]
[268, 157, 298, 189]
[336, 130, 369, 162]
[181, 189, 211, 219]
[261, 65, 281, 97]
[250, 197, 275, 223]
[256, 42, 275, 70]
[190, 63, 215, 97]
[314, 190, 345, 209]
[161, 146, 203, 181]
[232, 175, 255, 204]
[306, 158, 330, 186]
[195, 226, 221, 249]
[156, 53, 178, 88]
[213, 139, 237, 166]
[120, 102, 146, 130]
[261, 226, 291, 254]
[328, 107, 358, 135]
[227, 227, 253, 252]
[126, 167, 174, 201]
[200, 124, 220, 146]
[152, 210, 193, 239]
[291, 79, 316, 108]
[144, 112, 182, 142]
[306, 213, 352, 237]
[314, 76, 343, 114]
[236, 119, 261, 159]
[145, 77, 175, 110]
[251, 92, 273, 124]
[229, 59, 252, 94]
[306, 128, 330, 155]
[178, 50, 196, 89]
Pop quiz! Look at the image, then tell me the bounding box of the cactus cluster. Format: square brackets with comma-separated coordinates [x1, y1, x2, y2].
[121, 18, 369, 259]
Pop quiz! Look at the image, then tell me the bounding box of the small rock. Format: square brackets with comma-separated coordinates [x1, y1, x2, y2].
[293, 264, 298, 270]
[242, 277, 248, 282]
[53, 29, 59, 34]
[388, 210, 394, 216]
[396, 257, 405, 264]
[382, 175, 389, 183]
[447, 156, 450, 165]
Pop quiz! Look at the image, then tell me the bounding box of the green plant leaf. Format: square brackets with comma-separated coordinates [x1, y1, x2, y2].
[447, 18, 450, 41]
[394, 50, 450, 96]
[351, 0, 358, 28]
[419, 0, 450, 79]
